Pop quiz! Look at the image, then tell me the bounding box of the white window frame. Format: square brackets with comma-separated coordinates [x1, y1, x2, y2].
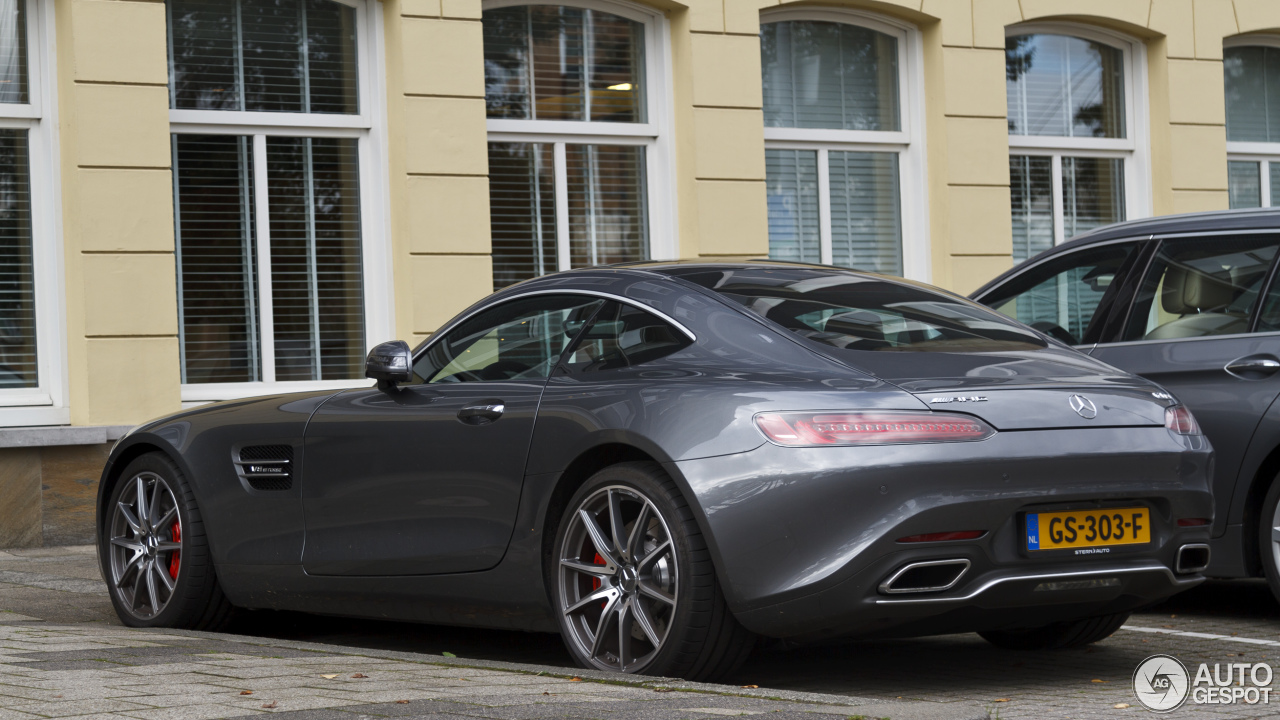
[482, 0, 677, 272]
[1007, 22, 1152, 249]
[170, 0, 391, 405]
[0, 0, 67, 427]
[1224, 36, 1280, 207]
[759, 8, 929, 282]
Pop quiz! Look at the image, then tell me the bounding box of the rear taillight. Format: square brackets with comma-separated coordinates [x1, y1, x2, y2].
[754, 411, 995, 447]
[1165, 405, 1201, 435]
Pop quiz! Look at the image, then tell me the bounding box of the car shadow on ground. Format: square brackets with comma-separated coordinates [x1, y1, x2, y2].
[223, 579, 1279, 702]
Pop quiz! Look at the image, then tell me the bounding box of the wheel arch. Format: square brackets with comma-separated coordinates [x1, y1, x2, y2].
[97, 435, 197, 542]
[1238, 441, 1280, 577]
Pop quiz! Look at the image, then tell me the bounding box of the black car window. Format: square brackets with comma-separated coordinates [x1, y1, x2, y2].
[1122, 235, 1279, 342]
[561, 301, 692, 373]
[666, 267, 1046, 353]
[979, 242, 1142, 346]
[412, 295, 603, 384]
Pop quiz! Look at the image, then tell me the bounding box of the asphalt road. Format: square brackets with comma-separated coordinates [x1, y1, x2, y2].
[7, 546, 1280, 718]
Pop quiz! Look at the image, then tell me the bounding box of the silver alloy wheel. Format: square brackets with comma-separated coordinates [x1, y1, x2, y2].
[1272, 500, 1280, 575]
[558, 485, 678, 673]
[108, 472, 182, 620]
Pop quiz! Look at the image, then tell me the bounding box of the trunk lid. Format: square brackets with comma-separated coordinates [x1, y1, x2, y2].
[841, 346, 1170, 431]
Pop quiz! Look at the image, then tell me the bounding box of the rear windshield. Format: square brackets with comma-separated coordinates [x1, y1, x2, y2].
[661, 267, 1048, 353]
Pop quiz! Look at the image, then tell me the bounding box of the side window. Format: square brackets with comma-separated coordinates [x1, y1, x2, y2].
[1122, 236, 1279, 342]
[562, 302, 691, 373]
[413, 296, 603, 384]
[981, 242, 1141, 345]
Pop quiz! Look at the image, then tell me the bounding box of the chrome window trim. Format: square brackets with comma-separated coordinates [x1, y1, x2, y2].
[972, 234, 1152, 303]
[411, 287, 699, 366]
[1091, 329, 1280, 350]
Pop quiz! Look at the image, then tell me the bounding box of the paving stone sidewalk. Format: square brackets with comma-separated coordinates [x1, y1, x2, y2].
[0, 620, 984, 720]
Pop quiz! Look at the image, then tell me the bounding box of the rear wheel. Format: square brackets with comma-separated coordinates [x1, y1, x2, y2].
[549, 462, 754, 680]
[979, 612, 1130, 650]
[101, 452, 233, 629]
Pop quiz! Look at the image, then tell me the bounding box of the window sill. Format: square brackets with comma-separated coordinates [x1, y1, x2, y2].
[180, 379, 373, 405]
[0, 422, 129, 448]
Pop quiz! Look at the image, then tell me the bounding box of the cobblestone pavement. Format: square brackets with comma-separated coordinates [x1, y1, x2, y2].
[6, 546, 1280, 719]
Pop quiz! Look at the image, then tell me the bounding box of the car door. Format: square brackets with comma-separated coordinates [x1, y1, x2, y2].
[301, 293, 604, 576]
[976, 239, 1149, 351]
[1089, 233, 1280, 536]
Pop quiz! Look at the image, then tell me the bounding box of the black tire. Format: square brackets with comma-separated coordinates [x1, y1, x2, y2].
[99, 452, 234, 630]
[548, 461, 755, 681]
[978, 612, 1130, 650]
[1259, 473, 1280, 604]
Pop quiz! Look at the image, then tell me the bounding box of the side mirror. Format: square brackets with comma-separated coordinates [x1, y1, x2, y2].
[365, 340, 412, 388]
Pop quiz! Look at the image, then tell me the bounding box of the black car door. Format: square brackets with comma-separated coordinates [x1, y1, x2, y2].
[301, 294, 603, 576]
[1089, 233, 1280, 535]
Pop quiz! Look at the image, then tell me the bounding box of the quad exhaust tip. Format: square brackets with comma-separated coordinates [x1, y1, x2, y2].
[879, 558, 970, 595]
[1176, 543, 1210, 574]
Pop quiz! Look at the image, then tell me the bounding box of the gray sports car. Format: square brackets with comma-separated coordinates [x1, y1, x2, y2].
[97, 262, 1214, 680]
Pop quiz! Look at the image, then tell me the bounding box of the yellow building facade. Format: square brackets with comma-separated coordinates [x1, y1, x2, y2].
[0, 0, 1273, 546]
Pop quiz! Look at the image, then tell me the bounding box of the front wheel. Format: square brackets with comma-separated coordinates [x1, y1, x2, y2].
[100, 452, 234, 629]
[549, 462, 754, 681]
[979, 612, 1130, 650]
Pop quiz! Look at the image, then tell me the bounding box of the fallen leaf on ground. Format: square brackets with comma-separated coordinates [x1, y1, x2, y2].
[741, 685, 759, 689]
[570, 677, 582, 681]
[240, 691, 253, 695]
[351, 673, 368, 679]
[321, 674, 339, 679]
[261, 701, 278, 709]
[1114, 703, 1130, 709]
[442, 651, 457, 657]
[1170, 614, 1177, 618]
[654, 687, 674, 693]
[993, 698, 1011, 702]
[543, 692, 550, 696]
[1162, 625, 1174, 628]
[1091, 679, 1108, 683]
[395, 700, 409, 704]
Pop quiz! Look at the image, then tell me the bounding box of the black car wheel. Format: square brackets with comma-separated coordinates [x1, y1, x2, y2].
[101, 452, 233, 629]
[978, 612, 1130, 650]
[1259, 474, 1280, 604]
[550, 462, 754, 680]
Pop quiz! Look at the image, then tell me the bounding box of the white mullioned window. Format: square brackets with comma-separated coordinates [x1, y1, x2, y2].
[482, 0, 674, 291]
[0, 0, 64, 426]
[1006, 24, 1150, 263]
[1224, 37, 1280, 209]
[760, 9, 929, 280]
[167, 0, 390, 403]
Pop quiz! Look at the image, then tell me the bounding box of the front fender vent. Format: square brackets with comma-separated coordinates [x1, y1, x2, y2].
[235, 445, 294, 491]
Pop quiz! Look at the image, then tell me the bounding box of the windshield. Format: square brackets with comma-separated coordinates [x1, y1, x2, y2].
[661, 266, 1048, 353]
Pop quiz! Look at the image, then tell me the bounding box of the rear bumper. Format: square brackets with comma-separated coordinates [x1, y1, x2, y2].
[670, 426, 1213, 639]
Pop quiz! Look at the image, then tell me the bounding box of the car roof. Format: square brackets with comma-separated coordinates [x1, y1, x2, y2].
[970, 207, 1280, 298]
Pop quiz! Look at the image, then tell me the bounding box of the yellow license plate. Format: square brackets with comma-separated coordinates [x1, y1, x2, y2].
[1026, 508, 1151, 551]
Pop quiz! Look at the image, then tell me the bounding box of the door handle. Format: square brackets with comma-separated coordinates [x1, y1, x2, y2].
[1225, 355, 1280, 379]
[458, 402, 505, 425]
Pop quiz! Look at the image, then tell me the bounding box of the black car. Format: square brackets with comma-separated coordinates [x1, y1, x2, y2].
[974, 208, 1280, 601]
[98, 262, 1212, 680]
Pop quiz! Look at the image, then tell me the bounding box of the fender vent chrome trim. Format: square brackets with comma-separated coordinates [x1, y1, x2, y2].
[235, 445, 294, 491]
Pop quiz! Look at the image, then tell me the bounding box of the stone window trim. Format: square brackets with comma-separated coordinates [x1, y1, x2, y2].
[0, 0, 65, 429]
[760, 7, 930, 283]
[482, 0, 678, 276]
[167, 0, 394, 406]
[1005, 21, 1152, 252]
[1224, 35, 1280, 209]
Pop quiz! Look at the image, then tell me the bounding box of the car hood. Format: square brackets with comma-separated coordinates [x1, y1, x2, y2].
[814, 343, 1172, 430]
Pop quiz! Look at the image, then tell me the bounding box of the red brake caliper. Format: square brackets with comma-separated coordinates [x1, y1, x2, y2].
[168, 521, 181, 579]
[591, 553, 606, 608]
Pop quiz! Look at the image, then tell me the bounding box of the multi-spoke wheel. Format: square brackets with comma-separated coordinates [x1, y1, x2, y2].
[108, 471, 183, 619]
[549, 462, 755, 680]
[98, 452, 235, 629]
[1259, 474, 1280, 604]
